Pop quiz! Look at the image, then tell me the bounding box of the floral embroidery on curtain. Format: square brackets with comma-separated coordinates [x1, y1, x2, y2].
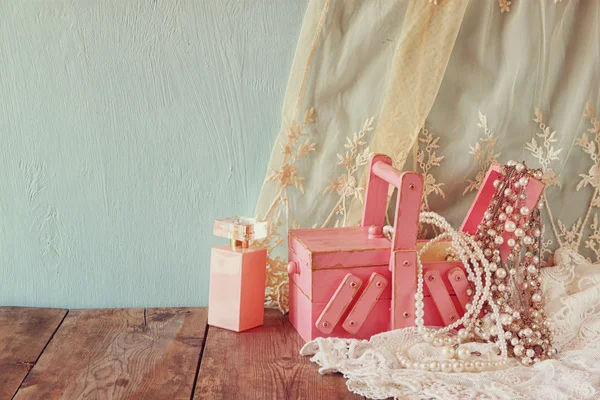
[497, 0, 513, 13]
[464, 113, 502, 195]
[257, 112, 377, 311]
[406, 104, 600, 266]
[412, 126, 446, 238]
[256, 108, 316, 310]
[322, 118, 374, 228]
[430, 0, 567, 13]
[417, 104, 600, 265]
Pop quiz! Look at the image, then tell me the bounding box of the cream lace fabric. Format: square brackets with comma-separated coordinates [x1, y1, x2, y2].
[300, 247, 600, 400]
[255, 0, 600, 311]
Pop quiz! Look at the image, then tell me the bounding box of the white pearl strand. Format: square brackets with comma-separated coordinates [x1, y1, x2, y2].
[396, 211, 510, 373]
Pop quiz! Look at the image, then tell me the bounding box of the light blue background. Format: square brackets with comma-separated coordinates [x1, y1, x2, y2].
[0, 0, 306, 308]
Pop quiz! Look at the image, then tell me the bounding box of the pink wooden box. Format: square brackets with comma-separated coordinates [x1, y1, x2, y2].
[287, 154, 544, 342]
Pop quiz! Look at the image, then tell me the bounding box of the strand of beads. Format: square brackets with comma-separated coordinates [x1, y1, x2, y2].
[401, 212, 509, 372]
[472, 160, 555, 365]
[396, 161, 556, 372]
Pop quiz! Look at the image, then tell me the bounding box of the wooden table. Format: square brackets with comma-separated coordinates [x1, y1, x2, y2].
[0, 307, 362, 400]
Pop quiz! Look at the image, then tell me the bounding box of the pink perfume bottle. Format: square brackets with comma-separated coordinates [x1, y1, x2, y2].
[208, 217, 268, 332]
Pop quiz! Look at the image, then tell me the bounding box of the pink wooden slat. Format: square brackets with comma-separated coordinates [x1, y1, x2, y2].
[342, 273, 388, 334]
[424, 269, 460, 326]
[315, 274, 362, 334]
[391, 250, 417, 329]
[447, 267, 470, 311]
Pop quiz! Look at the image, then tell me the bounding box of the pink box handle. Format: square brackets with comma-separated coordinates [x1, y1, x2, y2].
[362, 154, 424, 251]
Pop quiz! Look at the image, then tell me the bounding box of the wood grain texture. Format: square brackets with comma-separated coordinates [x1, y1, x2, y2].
[0, 307, 67, 400]
[15, 308, 208, 400]
[194, 308, 362, 400]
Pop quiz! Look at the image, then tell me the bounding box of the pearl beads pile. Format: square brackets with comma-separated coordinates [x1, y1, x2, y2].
[472, 161, 555, 364]
[396, 161, 555, 372]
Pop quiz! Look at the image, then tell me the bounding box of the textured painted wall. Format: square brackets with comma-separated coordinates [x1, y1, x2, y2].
[0, 0, 306, 307]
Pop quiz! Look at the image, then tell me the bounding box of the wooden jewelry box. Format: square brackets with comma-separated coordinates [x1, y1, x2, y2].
[287, 154, 544, 342]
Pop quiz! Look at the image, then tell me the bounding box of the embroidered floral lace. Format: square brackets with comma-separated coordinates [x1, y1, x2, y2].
[255, 0, 600, 313]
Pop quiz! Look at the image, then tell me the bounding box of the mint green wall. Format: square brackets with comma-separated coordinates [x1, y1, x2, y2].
[0, 1, 306, 308]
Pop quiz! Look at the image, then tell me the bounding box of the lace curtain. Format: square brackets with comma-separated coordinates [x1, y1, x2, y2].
[255, 0, 600, 311]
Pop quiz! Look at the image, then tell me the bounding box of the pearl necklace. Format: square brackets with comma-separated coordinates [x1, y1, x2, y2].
[395, 161, 555, 372]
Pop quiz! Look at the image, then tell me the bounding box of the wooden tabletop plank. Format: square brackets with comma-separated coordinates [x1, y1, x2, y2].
[14, 307, 208, 400]
[0, 307, 67, 400]
[194, 308, 362, 400]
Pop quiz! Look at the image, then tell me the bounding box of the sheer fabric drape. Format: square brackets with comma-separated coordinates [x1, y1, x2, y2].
[255, 0, 468, 310]
[255, 0, 600, 311]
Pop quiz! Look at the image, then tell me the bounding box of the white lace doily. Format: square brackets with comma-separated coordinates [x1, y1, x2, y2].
[300, 248, 600, 400]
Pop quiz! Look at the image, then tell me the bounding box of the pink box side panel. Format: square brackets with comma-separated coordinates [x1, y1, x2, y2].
[289, 235, 312, 269]
[460, 164, 544, 262]
[289, 243, 392, 303]
[313, 249, 390, 269]
[315, 274, 362, 334]
[424, 269, 461, 326]
[311, 265, 391, 302]
[289, 280, 316, 343]
[342, 273, 388, 334]
[310, 300, 391, 341]
[290, 227, 391, 255]
[288, 256, 312, 301]
[239, 248, 267, 331]
[461, 166, 501, 235]
[208, 246, 243, 331]
[421, 261, 464, 296]
[291, 277, 462, 342]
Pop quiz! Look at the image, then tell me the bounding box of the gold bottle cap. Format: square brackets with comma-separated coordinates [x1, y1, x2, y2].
[213, 217, 267, 249]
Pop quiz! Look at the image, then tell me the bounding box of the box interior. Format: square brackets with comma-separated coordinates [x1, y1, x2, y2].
[417, 240, 457, 263]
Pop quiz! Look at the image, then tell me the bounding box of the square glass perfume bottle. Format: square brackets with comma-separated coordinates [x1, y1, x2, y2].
[208, 217, 268, 332]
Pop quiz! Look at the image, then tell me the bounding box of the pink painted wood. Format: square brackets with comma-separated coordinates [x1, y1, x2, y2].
[424, 269, 460, 326]
[448, 267, 471, 310]
[287, 155, 546, 342]
[363, 155, 422, 251]
[342, 273, 388, 334]
[289, 279, 391, 341]
[363, 155, 425, 329]
[315, 274, 362, 334]
[391, 250, 418, 329]
[461, 164, 545, 262]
